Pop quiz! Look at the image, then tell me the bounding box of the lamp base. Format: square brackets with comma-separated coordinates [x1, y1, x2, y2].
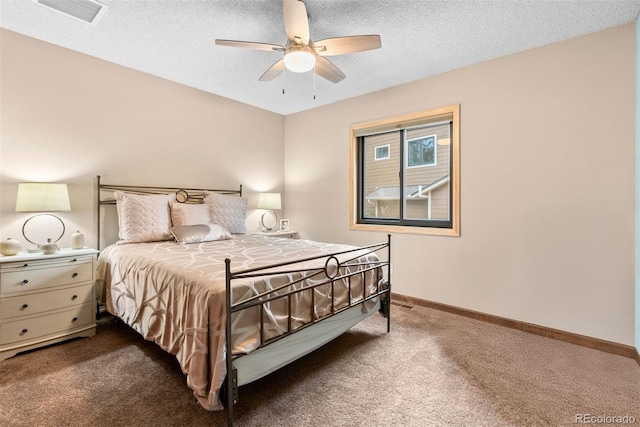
[22, 214, 66, 249]
[260, 210, 278, 231]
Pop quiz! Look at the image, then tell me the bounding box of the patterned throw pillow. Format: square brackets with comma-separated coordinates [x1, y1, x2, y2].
[170, 223, 233, 244]
[114, 191, 174, 243]
[170, 201, 212, 227]
[203, 192, 248, 234]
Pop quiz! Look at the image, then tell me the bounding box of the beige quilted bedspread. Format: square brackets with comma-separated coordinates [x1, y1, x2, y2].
[95, 235, 382, 410]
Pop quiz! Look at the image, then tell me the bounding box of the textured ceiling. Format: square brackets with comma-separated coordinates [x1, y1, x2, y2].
[1, 0, 639, 115]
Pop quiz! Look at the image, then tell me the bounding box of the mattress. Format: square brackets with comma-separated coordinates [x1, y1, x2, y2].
[95, 234, 384, 410]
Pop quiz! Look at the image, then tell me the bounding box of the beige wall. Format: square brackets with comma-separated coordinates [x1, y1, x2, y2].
[0, 29, 285, 249]
[285, 24, 636, 345]
[1, 24, 635, 347]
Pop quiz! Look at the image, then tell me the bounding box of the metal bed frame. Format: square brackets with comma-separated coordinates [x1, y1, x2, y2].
[224, 238, 390, 426]
[95, 176, 391, 427]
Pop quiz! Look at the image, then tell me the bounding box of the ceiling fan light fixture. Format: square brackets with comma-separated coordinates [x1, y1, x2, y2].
[284, 47, 316, 73]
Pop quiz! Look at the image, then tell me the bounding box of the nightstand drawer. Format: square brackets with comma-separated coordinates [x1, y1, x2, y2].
[0, 260, 93, 295]
[253, 230, 299, 239]
[0, 302, 94, 346]
[0, 283, 93, 320]
[276, 231, 299, 239]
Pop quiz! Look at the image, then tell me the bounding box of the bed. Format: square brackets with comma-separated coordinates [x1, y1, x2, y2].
[94, 176, 391, 426]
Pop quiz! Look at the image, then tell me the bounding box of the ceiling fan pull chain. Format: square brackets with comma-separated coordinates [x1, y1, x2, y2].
[282, 66, 286, 95]
[313, 65, 316, 100]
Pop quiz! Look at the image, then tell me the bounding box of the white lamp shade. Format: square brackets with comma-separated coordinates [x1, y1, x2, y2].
[15, 183, 71, 212]
[257, 192, 282, 210]
[284, 47, 316, 73]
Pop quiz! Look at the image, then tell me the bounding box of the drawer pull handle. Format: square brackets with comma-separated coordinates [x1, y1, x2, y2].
[20, 279, 29, 285]
[72, 317, 78, 323]
[20, 329, 28, 335]
[72, 273, 78, 278]
[21, 304, 28, 309]
[70, 258, 77, 262]
[71, 295, 78, 300]
[22, 263, 28, 268]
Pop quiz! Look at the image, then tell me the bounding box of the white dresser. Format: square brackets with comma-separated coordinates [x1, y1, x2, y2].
[0, 248, 98, 361]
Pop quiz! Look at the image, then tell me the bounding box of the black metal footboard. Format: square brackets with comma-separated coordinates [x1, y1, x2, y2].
[224, 235, 391, 426]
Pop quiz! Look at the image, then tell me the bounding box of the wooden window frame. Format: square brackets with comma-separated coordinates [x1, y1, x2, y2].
[349, 104, 460, 236]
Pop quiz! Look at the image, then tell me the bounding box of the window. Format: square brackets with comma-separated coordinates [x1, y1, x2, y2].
[349, 104, 460, 236]
[375, 144, 390, 160]
[407, 135, 436, 167]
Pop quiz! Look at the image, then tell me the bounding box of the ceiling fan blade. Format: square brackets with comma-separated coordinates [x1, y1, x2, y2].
[314, 35, 382, 56]
[259, 59, 286, 81]
[283, 0, 310, 45]
[314, 55, 345, 83]
[215, 39, 284, 52]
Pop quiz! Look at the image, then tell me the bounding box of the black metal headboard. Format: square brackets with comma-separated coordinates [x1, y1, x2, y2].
[96, 175, 242, 250]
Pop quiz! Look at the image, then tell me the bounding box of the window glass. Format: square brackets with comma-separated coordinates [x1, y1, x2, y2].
[374, 144, 390, 161]
[363, 133, 400, 219]
[407, 135, 435, 168]
[350, 104, 459, 236]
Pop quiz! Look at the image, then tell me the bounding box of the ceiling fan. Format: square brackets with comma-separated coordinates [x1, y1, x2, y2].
[215, 0, 381, 84]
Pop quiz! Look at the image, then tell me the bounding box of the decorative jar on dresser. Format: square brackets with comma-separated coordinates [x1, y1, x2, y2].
[0, 248, 99, 361]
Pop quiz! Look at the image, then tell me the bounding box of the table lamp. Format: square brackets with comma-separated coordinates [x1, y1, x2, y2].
[15, 182, 71, 252]
[257, 192, 281, 231]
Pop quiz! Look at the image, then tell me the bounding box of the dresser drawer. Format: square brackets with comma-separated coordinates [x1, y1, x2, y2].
[0, 283, 93, 320]
[0, 302, 94, 346]
[0, 259, 93, 295]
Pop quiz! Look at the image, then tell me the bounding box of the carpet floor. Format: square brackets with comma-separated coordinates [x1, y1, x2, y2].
[0, 304, 638, 427]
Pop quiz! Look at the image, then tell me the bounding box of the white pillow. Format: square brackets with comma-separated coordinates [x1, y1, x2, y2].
[203, 192, 248, 234]
[171, 223, 233, 244]
[115, 191, 174, 243]
[170, 201, 212, 227]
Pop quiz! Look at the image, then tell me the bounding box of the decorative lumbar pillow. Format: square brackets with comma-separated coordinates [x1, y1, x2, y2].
[170, 201, 212, 227]
[114, 191, 174, 243]
[171, 223, 233, 244]
[203, 192, 248, 234]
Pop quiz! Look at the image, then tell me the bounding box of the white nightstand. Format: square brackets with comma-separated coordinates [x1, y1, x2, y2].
[0, 248, 99, 361]
[253, 230, 299, 239]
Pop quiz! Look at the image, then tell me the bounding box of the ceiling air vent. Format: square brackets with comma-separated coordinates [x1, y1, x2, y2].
[36, 0, 106, 24]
